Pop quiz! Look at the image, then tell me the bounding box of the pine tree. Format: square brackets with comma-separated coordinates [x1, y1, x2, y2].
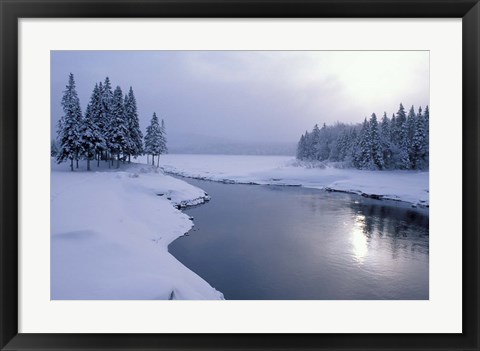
[407, 106, 416, 137]
[144, 112, 162, 167]
[411, 106, 428, 169]
[159, 119, 168, 155]
[56, 73, 83, 171]
[78, 84, 107, 170]
[369, 113, 384, 169]
[124, 87, 143, 162]
[390, 103, 411, 169]
[380, 112, 393, 168]
[317, 123, 330, 161]
[347, 128, 358, 164]
[144, 127, 151, 164]
[303, 131, 312, 160]
[398, 120, 411, 169]
[310, 124, 321, 161]
[354, 118, 374, 169]
[394, 103, 407, 145]
[296, 134, 306, 160]
[100, 77, 114, 164]
[406, 105, 417, 165]
[79, 103, 106, 171]
[328, 136, 341, 161]
[335, 131, 346, 161]
[391, 113, 396, 135]
[107, 86, 130, 168]
[87, 83, 106, 166]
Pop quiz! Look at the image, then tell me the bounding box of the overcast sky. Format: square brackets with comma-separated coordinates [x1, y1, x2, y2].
[51, 51, 429, 147]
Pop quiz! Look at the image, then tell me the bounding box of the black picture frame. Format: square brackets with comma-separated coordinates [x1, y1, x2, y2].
[1, 0, 478, 350]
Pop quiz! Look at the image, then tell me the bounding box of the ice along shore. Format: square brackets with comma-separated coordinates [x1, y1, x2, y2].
[158, 154, 429, 208]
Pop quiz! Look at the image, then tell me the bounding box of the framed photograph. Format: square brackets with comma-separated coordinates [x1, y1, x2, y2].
[1, 0, 478, 350]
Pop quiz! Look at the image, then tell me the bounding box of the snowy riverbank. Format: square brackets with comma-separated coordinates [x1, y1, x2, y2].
[51, 160, 223, 300]
[157, 154, 429, 207]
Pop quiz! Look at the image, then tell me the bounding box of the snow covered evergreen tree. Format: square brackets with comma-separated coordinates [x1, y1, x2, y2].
[393, 103, 407, 146]
[406, 105, 417, 164]
[389, 103, 411, 169]
[106, 86, 130, 168]
[79, 103, 107, 171]
[100, 77, 114, 164]
[369, 113, 384, 169]
[159, 119, 168, 155]
[296, 134, 306, 159]
[303, 131, 313, 159]
[398, 120, 411, 169]
[410, 106, 428, 169]
[124, 87, 143, 162]
[56, 73, 83, 171]
[346, 128, 358, 164]
[317, 123, 331, 160]
[354, 118, 374, 169]
[310, 124, 321, 161]
[328, 136, 341, 161]
[78, 84, 107, 170]
[380, 112, 393, 168]
[144, 112, 162, 167]
[87, 83, 107, 166]
[335, 131, 348, 161]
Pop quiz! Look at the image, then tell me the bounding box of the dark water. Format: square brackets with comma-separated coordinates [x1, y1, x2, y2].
[169, 178, 429, 300]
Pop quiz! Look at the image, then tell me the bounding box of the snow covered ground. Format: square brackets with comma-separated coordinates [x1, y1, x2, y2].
[51, 160, 224, 300]
[156, 154, 429, 207]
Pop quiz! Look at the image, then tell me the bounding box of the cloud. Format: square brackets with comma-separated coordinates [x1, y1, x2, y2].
[51, 50, 429, 146]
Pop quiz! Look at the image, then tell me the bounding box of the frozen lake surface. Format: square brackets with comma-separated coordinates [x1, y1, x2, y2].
[169, 178, 429, 300]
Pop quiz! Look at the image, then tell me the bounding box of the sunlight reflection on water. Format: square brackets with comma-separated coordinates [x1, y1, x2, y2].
[352, 215, 369, 263]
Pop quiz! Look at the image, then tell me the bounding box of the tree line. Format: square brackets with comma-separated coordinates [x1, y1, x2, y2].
[53, 73, 167, 171]
[296, 103, 429, 170]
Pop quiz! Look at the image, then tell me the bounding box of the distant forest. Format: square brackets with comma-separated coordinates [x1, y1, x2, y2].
[53, 74, 167, 170]
[296, 103, 429, 170]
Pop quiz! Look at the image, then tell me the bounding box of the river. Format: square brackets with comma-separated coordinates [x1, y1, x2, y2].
[168, 178, 429, 300]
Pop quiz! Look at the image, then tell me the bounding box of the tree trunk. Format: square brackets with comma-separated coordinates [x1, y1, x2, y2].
[117, 153, 120, 169]
[70, 158, 73, 171]
[128, 154, 131, 163]
[147, 155, 149, 165]
[87, 157, 90, 171]
[152, 155, 155, 166]
[76, 158, 79, 169]
[157, 155, 160, 168]
[97, 153, 100, 167]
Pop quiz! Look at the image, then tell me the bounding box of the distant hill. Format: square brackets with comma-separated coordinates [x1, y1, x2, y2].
[167, 132, 296, 156]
